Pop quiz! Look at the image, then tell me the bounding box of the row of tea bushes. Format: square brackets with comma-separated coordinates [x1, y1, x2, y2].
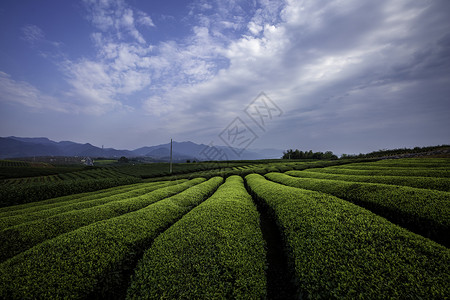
[0, 181, 145, 216]
[0, 179, 200, 262]
[265, 172, 450, 247]
[0, 177, 223, 299]
[0, 181, 180, 229]
[0, 176, 142, 208]
[286, 170, 450, 191]
[308, 167, 450, 178]
[246, 174, 450, 299]
[127, 176, 266, 299]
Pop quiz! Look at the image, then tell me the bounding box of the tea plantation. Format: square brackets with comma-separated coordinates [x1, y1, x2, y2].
[0, 158, 448, 299]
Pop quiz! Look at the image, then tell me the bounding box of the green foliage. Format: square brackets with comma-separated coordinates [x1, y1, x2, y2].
[0, 182, 146, 216]
[340, 144, 450, 158]
[127, 176, 266, 299]
[0, 177, 223, 299]
[1, 157, 447, 298]
[265, 172, 450, 247]
[93, 159, 117, 165]
[0, 160, 33, 167]
[309, 166, 450, 177]
[286, 170, 450, 192]
[0, 162, 145, 208]
[0, 165, 84, 180]
[0, 168, 131, 184]
[246, 174, 450, 299]
[282, 149, 338, 160]
[0, 179, 197, 262]
[111, 162, 238, 179]
[118, 156, 129, 163]
[362, 158, 450, 168]
[0, 164, 83, 180]
[330, 162, 450, 170]
[143, 160, 350, 182]
[0, 175, 141, 208]
[0, 181, 182, 229]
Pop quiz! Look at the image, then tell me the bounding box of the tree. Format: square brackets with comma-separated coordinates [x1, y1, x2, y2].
[118, 156, 129, 163]
[283, 149, 337, 160]
[323, 151, 338, 160]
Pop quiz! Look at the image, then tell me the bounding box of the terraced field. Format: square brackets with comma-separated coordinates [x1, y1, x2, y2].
[0, 159, 346, 207]
[0, 158, 448, 299]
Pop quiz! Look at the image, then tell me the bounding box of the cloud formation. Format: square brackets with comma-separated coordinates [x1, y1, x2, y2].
[21, 25, 45, 44]
[83, 0, 154, 43]
[2, 0, 449, 151]
[0, 72, 69, 112]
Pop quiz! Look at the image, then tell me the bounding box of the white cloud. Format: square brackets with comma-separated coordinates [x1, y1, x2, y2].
[35, 0, 242, 116]
[4, 0, 449, 153]
[0, 71, 69, 112]
[248, 21, 263, 35]
[137, 11, 155, 27]
[12, 0, 450, 151]
[83, 0, 153, 44]
[130, 0, 450, 149]
[35, 0, 159, 115]
[21, 25, 45, 43]
[142, 96, 175, 117]
[60, 48, 152, 114]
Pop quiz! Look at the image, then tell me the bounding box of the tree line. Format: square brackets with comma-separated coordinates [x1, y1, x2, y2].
[282, 149, 338, 160]
[340, 145, 450, 159]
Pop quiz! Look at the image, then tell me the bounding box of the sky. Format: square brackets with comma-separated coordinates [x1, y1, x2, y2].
[0, 0, 449, 155]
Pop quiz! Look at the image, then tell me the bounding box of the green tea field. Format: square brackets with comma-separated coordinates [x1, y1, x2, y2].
[0, 158, 449, 299]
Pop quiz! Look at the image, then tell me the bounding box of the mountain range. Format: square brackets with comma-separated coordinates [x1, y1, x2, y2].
[0, 137, 283, 161]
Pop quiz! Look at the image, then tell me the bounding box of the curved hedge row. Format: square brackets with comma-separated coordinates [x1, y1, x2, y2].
[332, 158, 450, 169]
[127, 176, 266, 299]
[327, 166, 450, 172]
[266, 172, 450, 247]
[0, 177, 223, 299]
[330, 164, 449, 170]
[246, 174, 450, 299]
[0, 160, 31, 167]
[0, 164, 73, 180]
[0, 178, 201, 262]
[0, 181, 182, 230]
[308, 167, 450, 178]
[286, 170, 450, 192]
[1, 168, 129, 185]
[0, 181, 148, 216]
[0, 176, 142, 208]
[142, 160, 351, 183]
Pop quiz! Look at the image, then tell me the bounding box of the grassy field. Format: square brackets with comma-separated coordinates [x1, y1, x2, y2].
[0, 157, 448, 298]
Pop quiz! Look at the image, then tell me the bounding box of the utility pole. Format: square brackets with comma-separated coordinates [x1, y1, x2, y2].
[169, 138, 173, 174]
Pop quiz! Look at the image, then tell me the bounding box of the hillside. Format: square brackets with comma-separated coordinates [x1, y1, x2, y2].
[0, 137, 282, 161]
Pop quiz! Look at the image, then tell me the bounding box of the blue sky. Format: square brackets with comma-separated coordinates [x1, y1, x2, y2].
[0, 0, 449, 155]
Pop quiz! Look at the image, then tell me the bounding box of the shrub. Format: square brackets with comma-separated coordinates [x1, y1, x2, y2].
[0, 177, 223, 299]
[266, 172, 450, 247]
[286, 170, 450, 192]
[0, 176, 141, 208]
[246, 174, 450, 299]
[0, 179, 200, 262]
[127, 176, 266, 299]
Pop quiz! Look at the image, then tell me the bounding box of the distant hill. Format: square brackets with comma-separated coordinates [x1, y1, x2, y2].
[0, 137, 283, 161]
[0, 137, 133, 159]
[133, 141, 203, 159]
[132, 141, 281, 161]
